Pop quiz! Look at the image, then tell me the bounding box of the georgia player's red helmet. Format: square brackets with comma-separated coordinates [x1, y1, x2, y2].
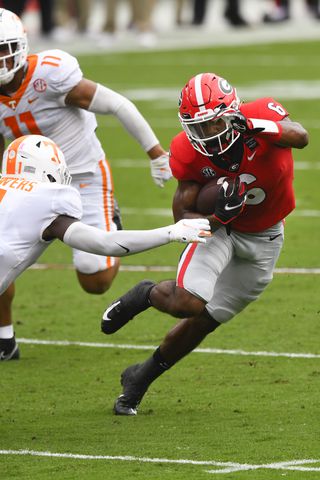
[178, 73, 241, 156]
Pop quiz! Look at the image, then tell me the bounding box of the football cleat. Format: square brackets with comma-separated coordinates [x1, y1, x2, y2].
[101, 280, 155, 334]
[0, 337, 20, 361]
[113, 364, 149, 416]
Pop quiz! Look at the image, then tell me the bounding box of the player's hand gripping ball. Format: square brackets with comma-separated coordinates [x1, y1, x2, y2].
[196, 176, 247, 224]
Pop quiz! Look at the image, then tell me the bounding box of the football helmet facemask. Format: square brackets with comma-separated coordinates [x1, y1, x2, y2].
[2, 135, 72, 185]
[178, 73, 241, 156]
[0, 8, 28, 86]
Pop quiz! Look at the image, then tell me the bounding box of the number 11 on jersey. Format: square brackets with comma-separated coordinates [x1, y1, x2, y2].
[4, 111, 42, 138]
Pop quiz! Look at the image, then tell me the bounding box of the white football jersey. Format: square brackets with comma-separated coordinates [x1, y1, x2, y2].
[0, 176, 82, 294]
[0, 49, 104, 174]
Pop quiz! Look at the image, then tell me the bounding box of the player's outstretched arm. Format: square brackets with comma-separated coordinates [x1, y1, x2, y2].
[43, 215, 211, 257]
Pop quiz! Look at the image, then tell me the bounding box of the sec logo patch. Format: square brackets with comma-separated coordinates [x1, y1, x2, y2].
[33, 78, 47, 93]
[201, 167, 216, 178]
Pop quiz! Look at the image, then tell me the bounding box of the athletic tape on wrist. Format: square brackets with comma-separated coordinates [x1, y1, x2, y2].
[249, 118, 282, 140]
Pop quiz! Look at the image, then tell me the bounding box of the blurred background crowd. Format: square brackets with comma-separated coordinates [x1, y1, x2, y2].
[1, 0, 319, 49]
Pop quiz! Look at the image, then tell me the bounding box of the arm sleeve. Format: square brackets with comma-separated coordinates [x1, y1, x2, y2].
[62, 222, 171, 256]
[88, 83, 159, 152]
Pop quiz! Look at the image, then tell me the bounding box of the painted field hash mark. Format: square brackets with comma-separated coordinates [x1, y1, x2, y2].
[0, 450, 319, 475]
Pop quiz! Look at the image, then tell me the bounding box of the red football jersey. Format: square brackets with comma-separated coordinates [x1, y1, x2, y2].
[169, 97, 295, 233]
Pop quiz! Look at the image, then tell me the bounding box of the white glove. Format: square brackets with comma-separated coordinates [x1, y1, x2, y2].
[169, 218, 211, 244]
[150, 153, 172, 188]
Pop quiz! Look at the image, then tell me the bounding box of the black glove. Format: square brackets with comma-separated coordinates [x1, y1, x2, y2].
[225, 111, 264, 135]
[213, 176, 247, 225]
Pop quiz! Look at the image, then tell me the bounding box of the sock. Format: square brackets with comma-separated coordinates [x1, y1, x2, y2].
[153, 346, 172, 370]
[0, 325, 14, 339]
[134, 347, 171, 387]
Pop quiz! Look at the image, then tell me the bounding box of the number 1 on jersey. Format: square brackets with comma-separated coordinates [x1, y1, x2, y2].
[4, 111, 42, 138]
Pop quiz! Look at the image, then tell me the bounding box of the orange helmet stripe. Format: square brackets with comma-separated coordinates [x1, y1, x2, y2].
[5, 135, 29, 174]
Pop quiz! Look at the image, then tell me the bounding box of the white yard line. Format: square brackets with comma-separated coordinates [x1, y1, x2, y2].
[0, 450, 319, 475]
[16, 338, 320, 359]
[122, 81, 320, 102]
[28, 264, 320, 274]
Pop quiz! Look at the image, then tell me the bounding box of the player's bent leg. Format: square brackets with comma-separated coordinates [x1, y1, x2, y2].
[76, 258, 120, 294]
[0, 283, 20, 361]
[72, 160, 121, 295]
[114, 309, 221, 415]
[150, 281, 206, 318]
[102, 280, 206, 335]
[159, 309, 220, 365]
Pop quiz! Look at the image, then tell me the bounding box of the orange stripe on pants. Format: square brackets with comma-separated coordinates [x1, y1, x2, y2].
[98, 158, 115, 269]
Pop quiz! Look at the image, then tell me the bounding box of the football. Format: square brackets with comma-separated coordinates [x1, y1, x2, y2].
[196, 178, 222, 215]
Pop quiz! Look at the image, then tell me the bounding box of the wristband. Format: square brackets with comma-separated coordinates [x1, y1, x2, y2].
[248, 118, 282, 141]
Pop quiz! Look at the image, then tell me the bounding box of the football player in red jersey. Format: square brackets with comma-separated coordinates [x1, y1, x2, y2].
[103, 72, 309, 416]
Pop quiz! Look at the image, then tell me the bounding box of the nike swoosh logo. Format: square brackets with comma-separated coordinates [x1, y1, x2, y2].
[225, 202, 243, 211]
[79, 183, 91, 189]
[269, 234, 282, 241]
[116, 243, 130, 253]
[247, 151, 256, 161]
[103, 300, 121, 321]
[0, 351, 6, 360]
[28, 97, 38, 104]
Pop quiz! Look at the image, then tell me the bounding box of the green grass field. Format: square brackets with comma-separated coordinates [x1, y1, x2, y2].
[1, 40, 320, 479]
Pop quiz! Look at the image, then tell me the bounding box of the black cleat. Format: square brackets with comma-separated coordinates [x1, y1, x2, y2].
[101, 280, 155, 334]
[0, 337, 20, 361]
[113, 364, 149, 416]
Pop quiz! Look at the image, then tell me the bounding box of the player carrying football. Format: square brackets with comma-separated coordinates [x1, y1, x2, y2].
[103, 72, 309, 415]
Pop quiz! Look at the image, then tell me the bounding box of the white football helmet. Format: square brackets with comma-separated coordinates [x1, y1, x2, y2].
[2, 135, 72, 185]
[0, 8, 28, 86]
